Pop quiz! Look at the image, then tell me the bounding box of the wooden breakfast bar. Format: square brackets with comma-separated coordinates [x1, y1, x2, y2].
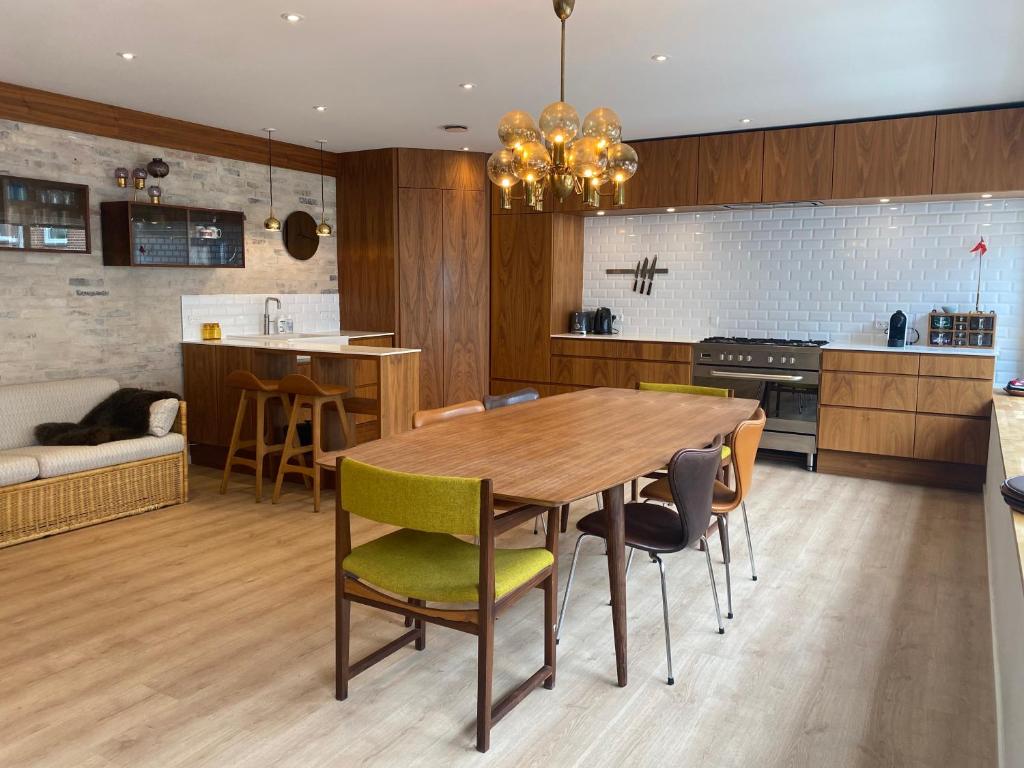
[181, 333, 420, 468]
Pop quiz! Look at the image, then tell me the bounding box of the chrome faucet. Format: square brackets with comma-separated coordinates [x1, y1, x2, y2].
[263, 296, 281, 334]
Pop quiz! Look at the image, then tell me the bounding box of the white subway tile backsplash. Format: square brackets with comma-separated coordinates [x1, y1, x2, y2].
[583, 199, 1024, 383]
[180, 293, 339, 340]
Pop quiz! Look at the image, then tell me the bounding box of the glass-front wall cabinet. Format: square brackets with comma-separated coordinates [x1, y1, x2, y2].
[100, 202, 245, 268]
[0, 176, 90, 253]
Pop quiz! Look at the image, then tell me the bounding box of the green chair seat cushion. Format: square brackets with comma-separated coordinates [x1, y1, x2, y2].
[343, 528, 554, 603]
[638, 381, 731, 398]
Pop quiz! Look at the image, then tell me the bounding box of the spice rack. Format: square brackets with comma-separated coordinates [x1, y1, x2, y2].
[926, 310, 996, 349]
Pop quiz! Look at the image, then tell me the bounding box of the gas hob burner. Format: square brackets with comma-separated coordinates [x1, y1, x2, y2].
[700, 336, 829, 348]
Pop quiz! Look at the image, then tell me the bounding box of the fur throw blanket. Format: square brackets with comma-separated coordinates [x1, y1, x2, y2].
[35, 388, 180, 446]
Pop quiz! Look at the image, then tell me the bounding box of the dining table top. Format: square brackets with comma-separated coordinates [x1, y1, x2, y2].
[319, 388, 760, 507]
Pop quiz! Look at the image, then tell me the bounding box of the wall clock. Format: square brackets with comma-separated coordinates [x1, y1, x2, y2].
[282, 211, 319, 261]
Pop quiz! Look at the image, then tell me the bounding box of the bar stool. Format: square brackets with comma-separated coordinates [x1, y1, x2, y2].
[272, 373, 356, 513]
[220, 370, 294, 502]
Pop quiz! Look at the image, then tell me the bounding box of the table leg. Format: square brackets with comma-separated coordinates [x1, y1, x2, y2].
[602, 483, 627, 687]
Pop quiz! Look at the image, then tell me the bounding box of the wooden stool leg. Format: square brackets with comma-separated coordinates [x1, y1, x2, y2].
[311, 399, 323, 513]
[333, 395, 356, 447]
[254, 391, 267, 502]
[284, 393, 313, 489]
[220, 391, 248, 495]
[273, 393, 304, 504]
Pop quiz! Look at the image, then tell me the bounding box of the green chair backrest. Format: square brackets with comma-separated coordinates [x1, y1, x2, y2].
[340, 458, 483, 536]
[638, 382, 732, 398]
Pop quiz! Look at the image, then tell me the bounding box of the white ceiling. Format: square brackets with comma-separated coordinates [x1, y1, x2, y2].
[3, 0, 1023, 154]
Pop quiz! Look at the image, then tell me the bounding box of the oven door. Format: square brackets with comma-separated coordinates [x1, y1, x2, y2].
[692, 364, 819, 438]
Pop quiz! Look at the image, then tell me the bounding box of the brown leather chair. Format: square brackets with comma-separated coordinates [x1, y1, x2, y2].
[642, 408, 767, 620]
[272, 374, 355, 513]
[220, 371, 294, 502]
[412, 400, 484, 428]
[556, 437, 726, 685]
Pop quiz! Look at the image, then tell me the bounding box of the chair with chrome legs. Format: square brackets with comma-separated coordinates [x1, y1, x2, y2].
[641, 408, 766, 622]
[556, 436, 726, 685]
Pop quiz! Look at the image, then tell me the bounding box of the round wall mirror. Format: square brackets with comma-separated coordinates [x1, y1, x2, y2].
[283, 211, 319, 261]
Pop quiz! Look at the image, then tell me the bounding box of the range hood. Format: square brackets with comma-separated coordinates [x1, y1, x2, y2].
[722, 200, 824, 210]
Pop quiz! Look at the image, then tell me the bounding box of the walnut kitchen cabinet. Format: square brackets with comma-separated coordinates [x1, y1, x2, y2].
[626, 137, 700, 209]
[549, 338, 693, 389]
[697, 131, 764, 205]
[761, 125, 835, 202]
[932, 107, 1024, 195]
[832, 116, 936, 199]
[338, 148, 489, 409]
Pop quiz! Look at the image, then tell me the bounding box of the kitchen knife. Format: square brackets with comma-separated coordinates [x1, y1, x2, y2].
[646, 255, 658, 295]
[631, 259, 642, 292]
[638, 256, 650, 294]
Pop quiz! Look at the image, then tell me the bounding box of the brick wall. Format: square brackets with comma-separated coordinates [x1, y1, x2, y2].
[0, 119, 338, 392]
[583, 200, 1024, 383]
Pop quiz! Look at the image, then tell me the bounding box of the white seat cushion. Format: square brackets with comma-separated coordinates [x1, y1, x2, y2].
[0, 377, 119, 451]
[0, 452, 40, 487]
[8, 433, 184, 479]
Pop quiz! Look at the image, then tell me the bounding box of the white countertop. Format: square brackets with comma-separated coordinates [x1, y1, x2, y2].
[822, 342, 997, 357]
[551, 332, 700, 344]
[183, 331, 417, 357]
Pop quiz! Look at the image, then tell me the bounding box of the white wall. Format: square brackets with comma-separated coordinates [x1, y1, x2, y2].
[583, 200, 1024, 383]
[0, 119, 338, 392]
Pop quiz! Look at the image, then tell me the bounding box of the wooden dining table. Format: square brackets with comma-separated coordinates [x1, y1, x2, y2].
[319, 387, 760, 686]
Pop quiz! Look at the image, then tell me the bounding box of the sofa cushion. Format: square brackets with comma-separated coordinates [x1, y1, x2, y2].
[0, 453, 40, 487]
[9, 433, 184, 479]
[0, 377, 119, 451]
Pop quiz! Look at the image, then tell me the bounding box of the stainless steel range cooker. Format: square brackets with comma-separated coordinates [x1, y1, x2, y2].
[693, 337, 827, 470]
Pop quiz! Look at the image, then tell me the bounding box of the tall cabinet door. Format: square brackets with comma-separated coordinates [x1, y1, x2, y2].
[442, 189, 489, 404]
[398, 187, 445, 410]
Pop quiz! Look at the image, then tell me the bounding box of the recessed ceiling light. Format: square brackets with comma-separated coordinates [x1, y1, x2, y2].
[739, 118, 752, 124]
[889, 206, 898, 211]
[651, 54, 669, 62]
[596, 210, 605, 216]
[116, 52, 136, 60]
[984, 202, 993, 207]
[981, 193, 993, 198]
[281, 12, 304, 22]
[666, 208, 676, 212]
[313, 105, 327, 112]
[461, 146, 470, 151]
[879, 198, 890, 203]
[459, 82, 476, 90]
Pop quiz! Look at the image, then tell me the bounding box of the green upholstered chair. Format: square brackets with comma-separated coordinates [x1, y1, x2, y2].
[334, 457, 558, 753]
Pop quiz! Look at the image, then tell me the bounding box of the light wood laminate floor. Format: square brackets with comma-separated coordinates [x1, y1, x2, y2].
[0, 463, 995, 768]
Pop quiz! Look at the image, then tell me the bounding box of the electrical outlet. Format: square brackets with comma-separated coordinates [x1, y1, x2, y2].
[873, 320, 888, 331]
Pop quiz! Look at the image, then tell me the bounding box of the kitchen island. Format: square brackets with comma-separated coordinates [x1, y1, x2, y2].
[181, 333, 420, 469]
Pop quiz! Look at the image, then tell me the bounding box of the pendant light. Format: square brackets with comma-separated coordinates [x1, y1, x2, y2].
[315, 140, 333, 237]
[263, 128, 281, 232]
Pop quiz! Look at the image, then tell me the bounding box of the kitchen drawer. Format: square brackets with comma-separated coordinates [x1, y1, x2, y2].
[917, 354, 995, 380]
[822, 351, 920, 375]
[913, 414, 989, 465]
[820, 371, 917, 411]
[916, 377, 993, 417]
[551, 338, 692, 363]
[818, 405, 916, 458]
[550, 356, 691, 389]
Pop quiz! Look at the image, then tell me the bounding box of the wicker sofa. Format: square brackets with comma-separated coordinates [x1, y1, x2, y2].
[0, 377, 188, 547]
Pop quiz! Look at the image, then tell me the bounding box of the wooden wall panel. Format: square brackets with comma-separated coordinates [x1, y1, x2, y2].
[337, 149, 399, 333]
[916, 377, 994, 417]
[442, 189, 489, 404]
[913, 414, 988, 465]
[627, 137, 700, 208]
[818, 405, 916, 457]
[822, 350, 920, 375]
[490, 214, 552, 382]
[762, 125, 835, 202]
[398, 149, 487, 190]
[697, 131, 764, 205]
[549, 215, 584, 335]
[397, 187, 445, 410]
[832, 116, 936, 198]
[820, 371, 918, 411]
[0, 80, 331, 176]
[933, 108, 1024, 194]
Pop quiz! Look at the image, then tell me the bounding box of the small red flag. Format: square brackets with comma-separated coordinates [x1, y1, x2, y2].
[970, 237, 987, 256]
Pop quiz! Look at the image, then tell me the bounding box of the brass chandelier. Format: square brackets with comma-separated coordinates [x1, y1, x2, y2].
[487, 0, 638, 211]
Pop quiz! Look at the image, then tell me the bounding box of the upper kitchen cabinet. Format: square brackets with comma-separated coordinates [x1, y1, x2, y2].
[624, 137, 699, 209]
[762, 125, 835, 202]
[832, 115, 936, 198]
[932, 107, 1024, 194]
[338, 148, 489, 409]
[697, 131, 764, 205]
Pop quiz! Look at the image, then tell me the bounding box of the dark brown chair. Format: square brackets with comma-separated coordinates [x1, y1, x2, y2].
[483, 387, 540, 410]
[556, 436, 726, 685]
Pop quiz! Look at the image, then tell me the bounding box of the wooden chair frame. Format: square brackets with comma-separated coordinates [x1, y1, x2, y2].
[334, 459, 558, 753]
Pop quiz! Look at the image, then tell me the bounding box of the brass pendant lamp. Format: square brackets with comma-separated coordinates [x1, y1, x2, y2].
[263, 128, 281, 232]
[487, 0, 638, 211]
[315, 140, 333, 237]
